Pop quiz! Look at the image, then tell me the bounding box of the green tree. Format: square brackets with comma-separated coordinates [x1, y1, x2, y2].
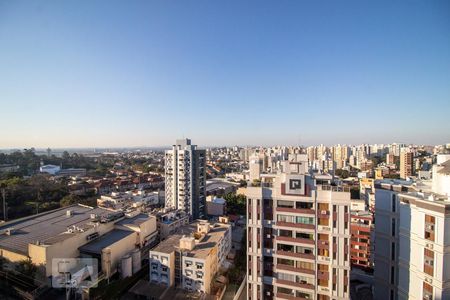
[16, 258, 37, 279]
[60, 194, 81, 207]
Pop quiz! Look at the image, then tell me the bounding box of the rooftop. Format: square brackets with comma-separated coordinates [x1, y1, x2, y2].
[0, 205, 112, 255]
[116, 213, 153, 227]
[151, 221, 230, 259]
[79, 229, 135, 254]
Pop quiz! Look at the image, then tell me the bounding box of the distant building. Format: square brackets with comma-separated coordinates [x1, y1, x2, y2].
[165, 139, 206, 219]
[39, 164, 86, 177]
[399, 149, 413, 179]
[206, 196, 226, 216]
[350, 209, 373, 270]
[0, 164, 19, 173]
[39, 164, 61, 175]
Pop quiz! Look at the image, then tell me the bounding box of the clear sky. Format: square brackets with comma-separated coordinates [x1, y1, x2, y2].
[1, 0, 449, 148]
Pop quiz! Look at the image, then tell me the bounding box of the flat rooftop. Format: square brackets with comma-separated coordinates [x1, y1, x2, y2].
[116, 213, 152, 227]
[151, 221, 229, 259]
[0, 205, 112, 255]
[79, 229, 135, 254]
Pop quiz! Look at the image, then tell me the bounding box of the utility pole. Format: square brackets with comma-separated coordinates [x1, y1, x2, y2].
[1, 186, 6, 221]
[37, 189, 41, 215]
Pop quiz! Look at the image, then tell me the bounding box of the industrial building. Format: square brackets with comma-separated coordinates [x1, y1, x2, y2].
[0, 204, 157, 279]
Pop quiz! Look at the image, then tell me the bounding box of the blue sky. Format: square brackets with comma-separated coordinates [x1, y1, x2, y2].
[1, 0, 449, 148]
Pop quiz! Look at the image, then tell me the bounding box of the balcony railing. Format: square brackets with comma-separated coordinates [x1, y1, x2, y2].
[276, 207, 315, 215]
[317, 185, 351, 192]
[276, 279, 314, 290]
[276, 236, 315, 245]
[277, 264, 315, 275]
[276, 293, 310, 300]
[276, 221, 315, 230]
[276, 250, 315, 260]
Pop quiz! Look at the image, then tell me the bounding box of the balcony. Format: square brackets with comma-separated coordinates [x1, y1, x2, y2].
[276, 279, 314, 290]
[318, 185, 350, 192]
[276, 207, 315, 215]
[276, 250, 315, 260]
[276, 293, 310, 300]
[276, 236, 315, 245]
[277, 263, 315, 275]
[277, 221, 315, 230]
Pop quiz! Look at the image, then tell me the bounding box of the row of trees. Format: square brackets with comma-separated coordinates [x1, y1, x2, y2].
[0, 149, 102, 177]
[0, 174, 102, 219]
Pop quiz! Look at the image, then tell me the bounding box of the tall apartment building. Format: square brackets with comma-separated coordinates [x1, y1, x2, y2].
[246, 157, 351, 300]
[165, 138, 206, 219]
[374, 154, 450, 300]
[399, 149, 414, 179]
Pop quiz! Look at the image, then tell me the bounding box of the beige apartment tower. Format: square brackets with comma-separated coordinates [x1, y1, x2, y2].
[399, 150, 413, 179]
[246, 158, 351, 300]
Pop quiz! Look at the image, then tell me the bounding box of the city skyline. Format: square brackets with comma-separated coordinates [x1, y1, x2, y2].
[1, 1, 450, 148]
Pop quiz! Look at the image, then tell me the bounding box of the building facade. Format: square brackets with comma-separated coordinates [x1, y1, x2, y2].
[400, 150, 413, 179]
[149, 221, 231, 293]
[165, 138, 206, 219]
[374, 154, 450, 300]
[246, 159, 351, 300]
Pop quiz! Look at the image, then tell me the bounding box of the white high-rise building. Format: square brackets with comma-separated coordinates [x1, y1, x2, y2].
[374, 154, 450, 300]
[165, 138, 206, 219]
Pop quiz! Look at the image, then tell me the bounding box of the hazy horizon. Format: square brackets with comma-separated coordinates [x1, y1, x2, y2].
[1, 1, 449, 147]
[0, 139, 447, 151]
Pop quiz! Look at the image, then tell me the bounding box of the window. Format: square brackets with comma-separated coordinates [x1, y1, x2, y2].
[296, 216, 314, 225]
[390, 266, 395, 284]
[392, 218, 396, 237]
[391, 242, 395, 261]
[392, 194, 396, 212]
[277, 200, 294, 208]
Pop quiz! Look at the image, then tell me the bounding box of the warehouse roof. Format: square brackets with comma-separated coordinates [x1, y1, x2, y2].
[0, 205, 112, 255]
